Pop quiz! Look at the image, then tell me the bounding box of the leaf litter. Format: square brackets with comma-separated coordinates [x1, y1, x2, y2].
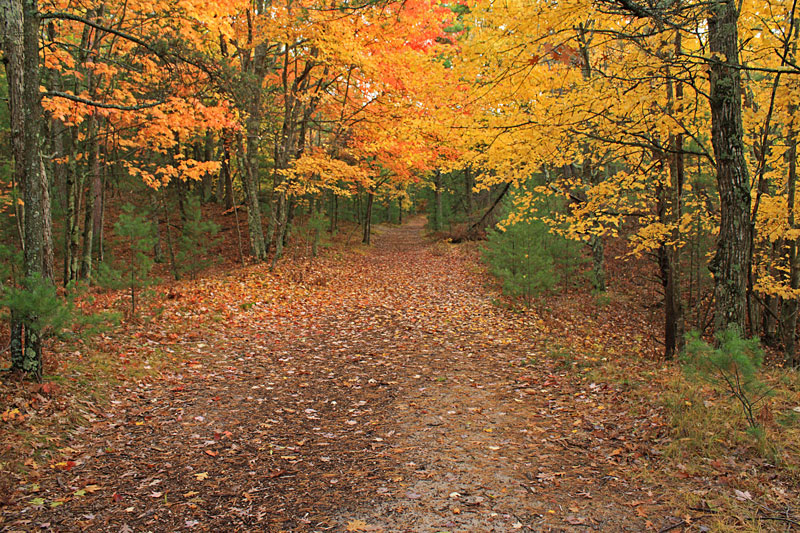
[1, 217, 797, 532]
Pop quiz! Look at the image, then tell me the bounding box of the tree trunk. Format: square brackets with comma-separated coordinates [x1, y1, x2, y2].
[237, 133, 268, 261]
[220, 138, 234, 210]
[781, 24, 800, 365]
[65, 139, 82, 284]
[464, 165, 474, 215]
[762, 292, 779, 346]
[282, 197, 295, 248]
[660, 31, 686, 359]
[362, 191, 374, 245]
[202, 131, 214, 202]
[48, 33, 67, 201]
[91, 147, 103, 257]
[161, 190, 180, 281]
[21, 0, 46, 379]
[9, 314, 24, 370]
[3, 0, 27, 372]
[97, 166, 106, 263]
[39, 156, 54, 281]
[79, 119, 100, 280]
[328, 191, 338, 233]
[577, 22, 607, 293]
[270, 192, 288, 268]
[433, 170, 443, 231]
[662, 158, 685, 358]
[589, 236, 606, 292]
[707, 0, 751, 335]
[3, 0, 25, 209]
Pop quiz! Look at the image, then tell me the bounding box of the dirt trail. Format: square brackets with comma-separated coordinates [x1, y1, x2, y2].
[2, 218, 673, 532]
[337, 220, 668, 532]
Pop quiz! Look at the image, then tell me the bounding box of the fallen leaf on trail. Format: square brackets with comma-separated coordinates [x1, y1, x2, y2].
[346, 519, 369, 531]
[52, 460, 76, 471]
[194, 472, 209, 481]
[734, 489, 752, 501]
[205, 450, 218, 457]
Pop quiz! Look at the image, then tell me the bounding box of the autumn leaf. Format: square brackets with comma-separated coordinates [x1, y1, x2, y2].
[345, 519, 370, 531]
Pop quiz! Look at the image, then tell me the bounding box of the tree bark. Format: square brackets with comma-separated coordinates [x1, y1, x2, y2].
[39, 156, 54, 281]
[21, 0, 47, 379]
[433, 170, 443, 231]
[282, 197, 295, 247]
[707, 0, 751, 335]
[2, 0, 27, 372]
[231, 8, 270, 262]
[238, 132, 268, 261]
[221, 135, 234, 210]
[270, 191, 288, 268]
[362, 191, 374, 245]
[464, 165, 474, 215]
[65, 132, 82, 284]
[79, 119, 100, 280]
[202, 131, 214, 202]
[659, 30, 686, 359]
[3, 0, 25, 206]
[161, 190, 179, 281]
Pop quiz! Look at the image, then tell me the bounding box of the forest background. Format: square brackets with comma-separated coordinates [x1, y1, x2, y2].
[2, 0, 800, 527]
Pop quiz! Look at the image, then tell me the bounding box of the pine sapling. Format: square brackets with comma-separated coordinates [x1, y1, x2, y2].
[97, 204, 156, 316]
[681, 327, 772, 430]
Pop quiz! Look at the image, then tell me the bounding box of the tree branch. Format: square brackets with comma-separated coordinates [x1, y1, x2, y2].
[40, 11, 219, 80]
[41, 12, 155, 52]
[44, 90, 164, 110]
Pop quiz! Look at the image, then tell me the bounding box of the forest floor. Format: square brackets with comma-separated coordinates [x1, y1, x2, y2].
[1, 217, 799, 532]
